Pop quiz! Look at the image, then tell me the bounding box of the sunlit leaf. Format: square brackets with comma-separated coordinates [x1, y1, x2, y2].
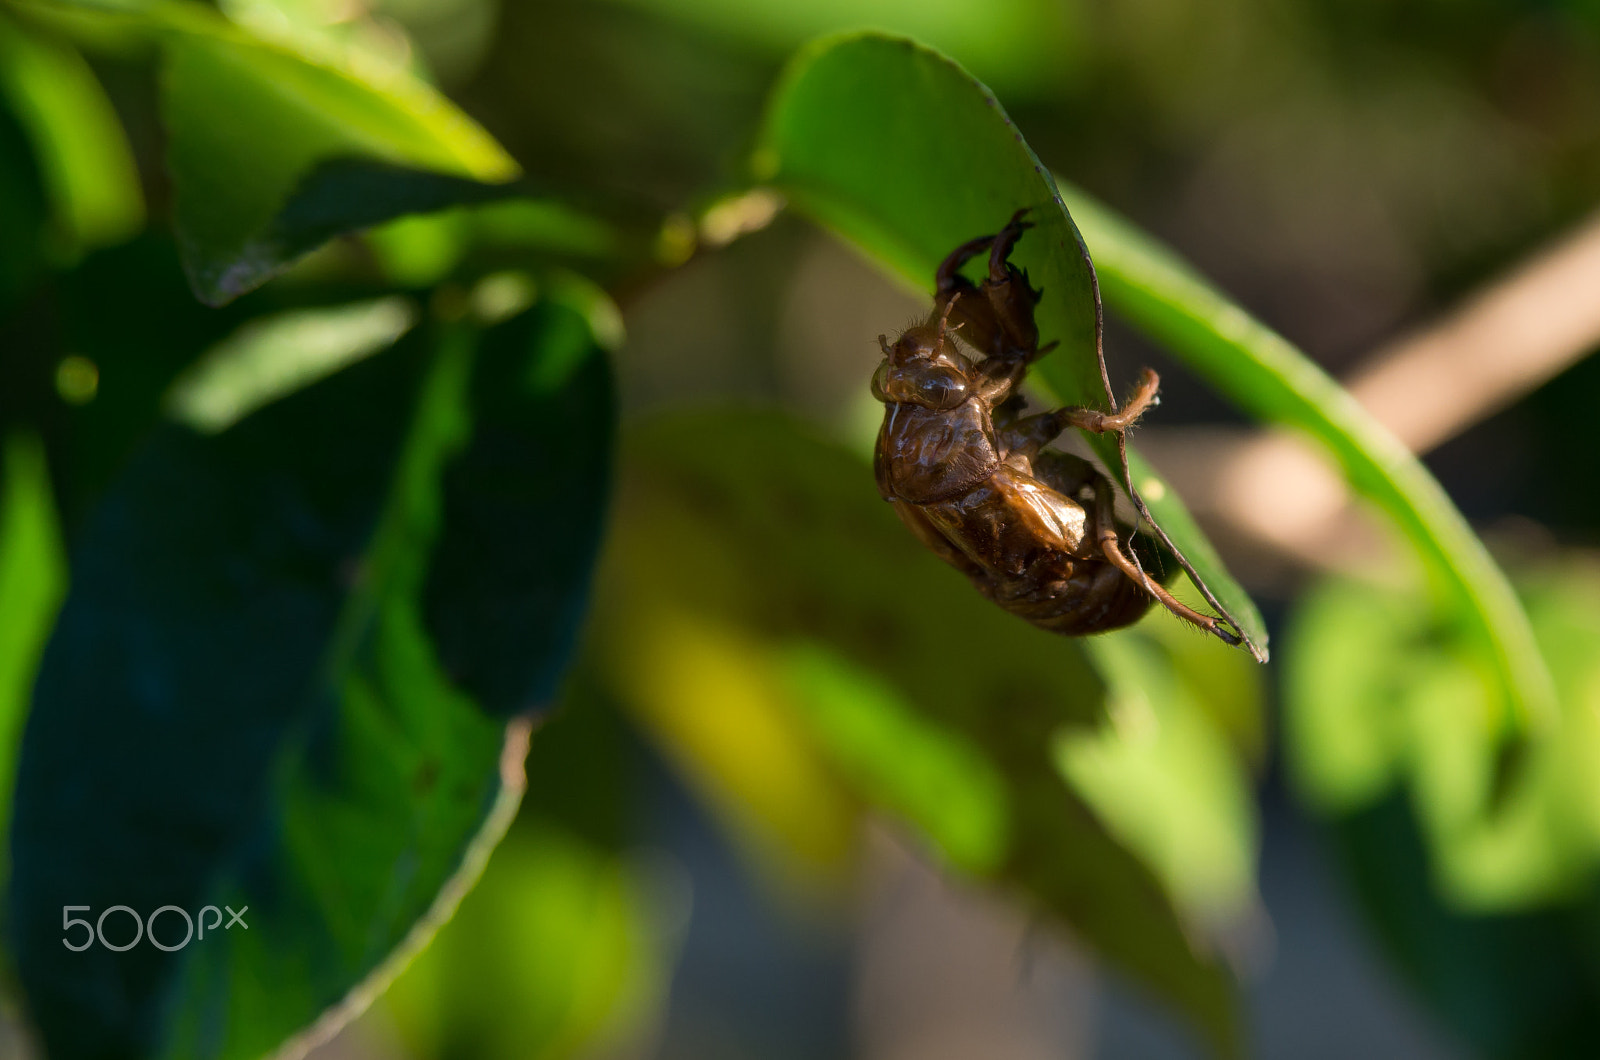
[1064, 626, 1259, 926]
[754, 31, 1265, 659]
[1287, 563, 1600, 912]
[781, 644, 1009, 875]
[1286, 558, 1600, 1057]
[160, 14, 519, 304]
[0, 12, 143, 257]
[165, 296, 419, 433]
[16, 0, 521, 303]
[7, 294, 613, 1059]
[1060, 184, 1554, 743]
[365, 199, 623, 289]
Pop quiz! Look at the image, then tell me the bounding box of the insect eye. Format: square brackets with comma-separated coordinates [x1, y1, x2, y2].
[919, 371, 968, 409]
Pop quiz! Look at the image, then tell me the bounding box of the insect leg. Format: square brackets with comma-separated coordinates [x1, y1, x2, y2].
[995, 367, 1157, 458]
[1053, 368, 1161, 434]
[936, 233, 997, 297]
[986, 209, 1035, 284]
[1085, 471, 1242, 643]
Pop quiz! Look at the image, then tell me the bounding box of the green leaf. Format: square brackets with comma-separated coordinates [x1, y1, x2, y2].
[0, 12, 144, 258]
[9, 0, 522, 302]
[590, 412, 1243, 1057]
[1286, 563, 1600, 911]
[781, 643, 1010, 875]
[0, 36, 52, 303]
[1285, 559, 1600, 1056]
[35, 234, 262, 530]
[0, 432, 66, 891]
[1064, 627, 1260, 926]
[754, 31, 1265, 659]
[7, 294, 614, 1058]
[158, 14, 519, 304]
[1057, 184, 1554, 740]
[364, 199, 624, 289]
[382, 690, 673, 1060]
[165, 296, 420, 433]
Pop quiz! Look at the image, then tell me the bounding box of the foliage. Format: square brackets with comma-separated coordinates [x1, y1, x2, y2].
[0, 1, 1597, 1058]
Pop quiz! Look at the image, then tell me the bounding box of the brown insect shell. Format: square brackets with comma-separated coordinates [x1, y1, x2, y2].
[938, 261, 1041, 361]
[870, 322, 1004, 507]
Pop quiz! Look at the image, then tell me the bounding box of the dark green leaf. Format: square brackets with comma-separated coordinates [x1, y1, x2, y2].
[0, 54, 50, 305]
[0, 432, 66, 892]
[754, 31, 1265, 658]
[381, 688, 671, 1060]
[7, 294, 614, 1058]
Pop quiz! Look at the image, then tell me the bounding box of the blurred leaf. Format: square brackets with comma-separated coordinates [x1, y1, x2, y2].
[383, 689, 674, 1060]
[1059, 184, 1555, 744]
[755, 31, 1265, 659]
[387, 822, 665, 1059]
[1288, 559, 1600, 1058]
[603, 0, 1081, 97]
[165, 296, 419, 432]
[159, 13, 519, 304]
[1287, 561, 1600, 911]
[0, 12, 143, 259]
[589, 411, 1243, 1057]
[0, 56, 51, 305]
[7, 294, 614, 1059]
[781, 643, 1009, 875]
[1332, 791, 1600, 1060]
[608, 605, 860, 890]
[40, 234, 260, 530]
[1066, 626, 1259, 926]
[365, 199, 623, 289]
[1284, 580, 1420, 817]
[17, 0, 521, 302]
[1134, 568, 1269, 767]
[0, 433, 66, 890]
